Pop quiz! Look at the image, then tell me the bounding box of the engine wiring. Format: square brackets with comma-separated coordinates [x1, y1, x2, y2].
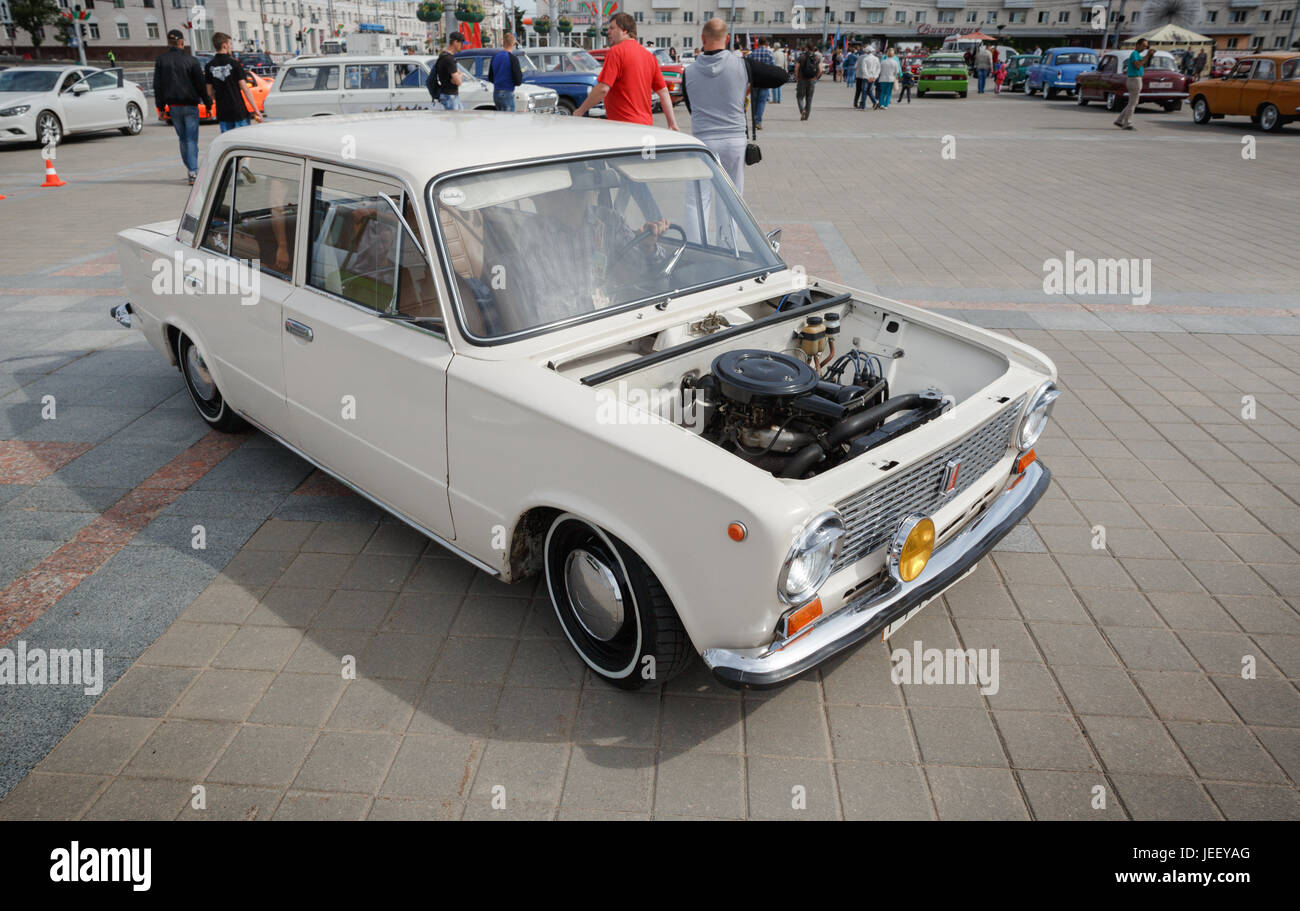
[822, 350, 884, 386]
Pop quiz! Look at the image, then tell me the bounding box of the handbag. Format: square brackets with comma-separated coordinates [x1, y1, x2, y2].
[744, 57, 761, 166]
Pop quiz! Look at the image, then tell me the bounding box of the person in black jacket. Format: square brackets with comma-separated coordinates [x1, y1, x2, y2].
[153, 29, 207, 184]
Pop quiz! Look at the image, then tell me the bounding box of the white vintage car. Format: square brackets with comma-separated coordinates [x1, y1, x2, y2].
[113, 112, 1058, 689]
[0, 66, 147, 146]
[265, 55, 559, 118]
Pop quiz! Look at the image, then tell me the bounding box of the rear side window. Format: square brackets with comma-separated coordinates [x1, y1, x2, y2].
[280, 65, 338, 92]
[1253, 60, 1275, 80]
[306, 169, 440, 320]
[345, 64, 389, 90]
[394, 62, 426, 87]
[198, 155, 302, 280]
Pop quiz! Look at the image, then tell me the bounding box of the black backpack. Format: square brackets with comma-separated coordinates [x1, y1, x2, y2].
[799, 52, 819, 80]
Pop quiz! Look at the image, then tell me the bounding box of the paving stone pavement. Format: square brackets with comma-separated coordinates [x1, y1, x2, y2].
[0, 88, 1296, 819]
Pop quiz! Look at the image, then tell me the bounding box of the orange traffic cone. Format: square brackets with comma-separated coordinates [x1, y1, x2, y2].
[40, 158, 66, 188]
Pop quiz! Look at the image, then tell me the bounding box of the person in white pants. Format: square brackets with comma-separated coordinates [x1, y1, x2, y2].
[1116, 39, 1156, 130]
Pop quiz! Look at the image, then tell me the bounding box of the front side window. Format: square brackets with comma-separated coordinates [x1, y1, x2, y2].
[1229, 60, 1252, 79]
[432, 151, 784, 343]
[308, 170, 439, 320]
[394, 62, 425, 87]
[1253, 59, 1275, 79]
[199, 156, 301, 279]
[85, 71, 118, 90]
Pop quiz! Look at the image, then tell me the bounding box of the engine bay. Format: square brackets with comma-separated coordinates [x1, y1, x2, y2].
[567, 286, 1009, 481]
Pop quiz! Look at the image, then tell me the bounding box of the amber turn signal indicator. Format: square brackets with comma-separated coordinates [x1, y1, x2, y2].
[728, 522, 747, 542]
[1014, 449, 1037, 474]
[782, 597, 822, 638]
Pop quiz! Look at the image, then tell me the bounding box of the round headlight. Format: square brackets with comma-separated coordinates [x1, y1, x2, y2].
[778, 511, 845, 604]
[888, 515, 935, 583]
[1017, 381, 1060, 450]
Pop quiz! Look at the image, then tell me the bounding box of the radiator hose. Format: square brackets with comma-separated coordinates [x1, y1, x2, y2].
[779, 393, 926, 479]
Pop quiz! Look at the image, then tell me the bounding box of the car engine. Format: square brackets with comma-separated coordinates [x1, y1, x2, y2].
[687, 312, 948, 479]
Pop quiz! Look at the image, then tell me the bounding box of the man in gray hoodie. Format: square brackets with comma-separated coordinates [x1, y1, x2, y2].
[682, 18, 787, 197]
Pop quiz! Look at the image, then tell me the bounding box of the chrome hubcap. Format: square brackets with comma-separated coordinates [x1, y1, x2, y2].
[1262, 108, 1276, 128]
[129, 108, 141, 130]
[186, 345, 217, 401]
[564, 548, 624, 642]
[38, 115, 58, 143]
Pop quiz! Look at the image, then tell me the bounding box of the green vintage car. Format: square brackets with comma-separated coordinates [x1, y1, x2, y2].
[918, 53, 968, 98]
[1006, 54, 1037, 92]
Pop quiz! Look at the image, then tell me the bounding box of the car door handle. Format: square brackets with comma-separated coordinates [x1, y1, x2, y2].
[285, 319, 313, 342]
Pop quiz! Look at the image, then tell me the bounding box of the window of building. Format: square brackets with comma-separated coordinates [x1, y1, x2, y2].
[88, 22, 100, 38]
[1226, 36, 1238, 47]
[773, 11, 784, 23]
[1205, 9, 1217, 21]
[752, 11, 763, 23]
[966, 11, 977, 23]
[1010, 11, 1025, 23]
[147, 22, 159, 37]
[1275, 35, 1286, 47]
[1057, 11, 1069, 23]
[143, 0, 153, 7]
[112, 0, 123, 6]
[844, 11, 854, 23]
[986, 11, 997, 23]
[682, 11, 693, 22]
[682, 36, 693, 47]
[1038, 10, 1048, 23]
[238, 20, 247, 40]
[1281, 9, 1293, 21]
[865, 10, 883, 24]
[633, 10, 642, 22]
[1259, 10, 1269, 21]
[938, 10, 955, 23]
[895, 10, 906, 22]
[915, 11, 926, 23]
[1229, 10, 1246, 22]
[117, 22, 129, 38]
[655, 11, 670, 22]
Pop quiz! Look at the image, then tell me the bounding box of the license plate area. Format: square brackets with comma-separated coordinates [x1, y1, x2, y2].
[882, 564, 978, 641]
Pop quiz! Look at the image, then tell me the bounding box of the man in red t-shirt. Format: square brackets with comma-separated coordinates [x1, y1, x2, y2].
[574, 12, 679, 129]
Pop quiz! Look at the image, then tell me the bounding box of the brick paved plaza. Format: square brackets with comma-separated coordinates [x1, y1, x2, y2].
[0, 86, 1297, 820]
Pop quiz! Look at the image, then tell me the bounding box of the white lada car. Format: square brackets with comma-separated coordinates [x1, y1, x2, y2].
[112, 112, 1058, 689]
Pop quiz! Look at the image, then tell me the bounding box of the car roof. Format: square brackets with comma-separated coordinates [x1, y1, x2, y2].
[1045, 47, 1097, 54]
[522, 46, 589, 54]
[4, 65, 85, 72]
[207, 111, 703, 183]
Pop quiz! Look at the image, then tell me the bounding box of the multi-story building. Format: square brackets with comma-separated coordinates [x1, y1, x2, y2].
[1, 0, 438, 60]
[614, 1, 1300, 54]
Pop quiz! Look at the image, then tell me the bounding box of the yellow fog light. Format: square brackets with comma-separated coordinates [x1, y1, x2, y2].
[888, 515, 935, 583]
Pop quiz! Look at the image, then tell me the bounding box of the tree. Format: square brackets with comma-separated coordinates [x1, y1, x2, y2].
[10, 0, 62, 58]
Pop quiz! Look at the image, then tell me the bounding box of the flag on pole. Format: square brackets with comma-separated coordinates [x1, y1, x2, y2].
[833, 23, 841, 51]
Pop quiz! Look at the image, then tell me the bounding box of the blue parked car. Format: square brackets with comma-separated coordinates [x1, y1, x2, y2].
[457, 46, 597, 115]
[1024, 47, 1100, 99]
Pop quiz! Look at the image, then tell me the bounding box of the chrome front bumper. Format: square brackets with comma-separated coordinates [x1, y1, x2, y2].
[704, 460, 1051, 688]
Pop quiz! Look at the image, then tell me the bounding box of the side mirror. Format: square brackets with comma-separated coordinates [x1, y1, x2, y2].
[765, 227, 782, 254]
[71, 82, 90, 95]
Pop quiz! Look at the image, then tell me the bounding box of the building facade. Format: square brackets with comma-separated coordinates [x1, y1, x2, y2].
[614, 1, 1300, 54]
[1, 0, 435, 60]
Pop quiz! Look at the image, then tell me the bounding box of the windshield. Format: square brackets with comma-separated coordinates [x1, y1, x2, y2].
[0, 70, 62, 93]
[1053, 53, 1097, 65]
[571, 50, 601, 72]
[433, 150, 784, 342]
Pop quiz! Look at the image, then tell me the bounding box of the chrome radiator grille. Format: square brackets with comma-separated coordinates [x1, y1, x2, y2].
[832, 396, 1025, 573]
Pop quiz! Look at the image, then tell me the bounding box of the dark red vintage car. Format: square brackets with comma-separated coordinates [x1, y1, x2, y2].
[590, 46, 684, 104]
[1076, 49, 1191, 113]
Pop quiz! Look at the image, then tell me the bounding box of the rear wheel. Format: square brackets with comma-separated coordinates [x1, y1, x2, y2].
[1105, 92, 1121, 112]
[1259, 103, 1282, 132]
[1163, 100, 1182, 113]
[544, 514, 691, 689]
[177, 333, 247, 432]
[958, 91, 967, 98]
[1192, 95, 1212, 124]
[120, 102, 143, 135]
[1045, 86, 1057, 100]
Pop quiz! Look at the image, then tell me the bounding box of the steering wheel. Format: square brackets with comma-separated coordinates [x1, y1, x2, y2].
[615, 222, 689, 277]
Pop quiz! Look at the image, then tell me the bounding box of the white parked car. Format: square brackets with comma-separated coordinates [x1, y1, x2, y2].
[0, 65, 147, 145]
[264, 55, 558, 118]
[112, 113, 1058, 689]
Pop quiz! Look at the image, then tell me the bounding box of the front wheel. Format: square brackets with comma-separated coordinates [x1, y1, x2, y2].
[1045, 86, 1057, 100]
[35, 110, 62, 146]
[178, 333, 247, 432]
[544, 514, 692, 689]
[1076, 91, 1088, 106]
[1259, 103, 1282, 132]
[958, 91, 967, 98]
[1192, 95, 1212, 124]
[556, 98, 575, 116]
[121, 102, 143, 135]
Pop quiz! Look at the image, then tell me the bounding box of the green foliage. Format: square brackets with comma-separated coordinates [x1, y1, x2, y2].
[416, 1, 444, 23]
[10, 0, 62, 53]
